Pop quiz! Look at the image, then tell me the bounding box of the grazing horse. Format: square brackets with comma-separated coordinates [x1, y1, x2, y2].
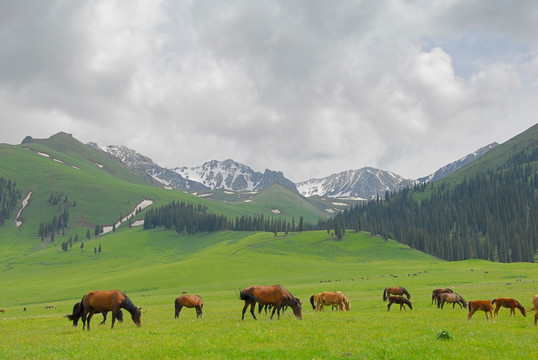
[70, 302, 124, 327]
[432, 288, 454, 305]
[437, 292, 467, 309]
[311, 291, 350, 311]
[383, 287, 410, 301]
[175, 294, 203, 318]
[386, 296, 413, 311]
[45, 305, 56, 309]
[0, 309, 5, 314]
[468, 300, 495, 322]
[66, 290, 142, 330]
[532, 294, 538, 325]
[491, 298, 526, 317]
[240, 285, 302, 320]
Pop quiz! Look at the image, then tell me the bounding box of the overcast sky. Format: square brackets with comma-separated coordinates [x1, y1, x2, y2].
[1, 1, 537, 182]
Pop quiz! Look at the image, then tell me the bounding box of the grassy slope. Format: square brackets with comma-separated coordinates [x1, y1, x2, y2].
[0, 134, 325, 257]
[0, 228, 536, 359]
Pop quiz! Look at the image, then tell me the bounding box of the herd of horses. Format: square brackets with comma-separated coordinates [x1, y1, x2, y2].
[59, 287, 538, 330]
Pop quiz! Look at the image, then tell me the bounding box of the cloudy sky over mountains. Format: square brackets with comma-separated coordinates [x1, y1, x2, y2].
[1, 1, 537, 181]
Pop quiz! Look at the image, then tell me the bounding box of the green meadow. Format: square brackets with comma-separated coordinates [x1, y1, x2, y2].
[0, 229, 536, 359]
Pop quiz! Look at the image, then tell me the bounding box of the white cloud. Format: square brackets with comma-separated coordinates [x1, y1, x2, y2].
[0, 0, 537, 181]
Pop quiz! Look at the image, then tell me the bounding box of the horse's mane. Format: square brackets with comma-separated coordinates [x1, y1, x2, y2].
[121, 293, 138, 315]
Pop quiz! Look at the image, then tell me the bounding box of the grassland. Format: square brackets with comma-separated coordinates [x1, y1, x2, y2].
[0, 229, 536, 359]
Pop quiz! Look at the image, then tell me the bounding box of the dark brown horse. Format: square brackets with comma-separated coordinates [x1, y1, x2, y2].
[491, 298, 526, 317]
[437, 292, 467, 309]
[386, 296, 413, 311]
[70, 302, 124, 326]
[240, 285, 302, 320]
[383, 287, 410, 301]
[468, 300, 495, 322]
[66, 290, 141, 330]
[175, 294, 203, 318]
[432, 288, 454, 305]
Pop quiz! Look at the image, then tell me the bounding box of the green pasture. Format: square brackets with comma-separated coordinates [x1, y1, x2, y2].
[0, 229, 536, 359]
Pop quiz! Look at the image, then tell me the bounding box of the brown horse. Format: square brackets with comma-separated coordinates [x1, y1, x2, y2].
[468, 300, 495, 322]
[240, 285, 302, 320]
[387, 296, 413, 311]
[0, 309, 5, 314]
[432, 288, 454, 305]
[383, 287, 410, 301]
[66, 290, 141, 330]
[310, 291, 350, 311]
[70, 302, 124, 327]
[491, 298, 526, 317]
[175, 294, 203, 318]
[437, 292, 467, 309]
[532, 294, 538, 325]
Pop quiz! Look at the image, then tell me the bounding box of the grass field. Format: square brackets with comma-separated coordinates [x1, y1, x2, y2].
[0, 229, 537, 359]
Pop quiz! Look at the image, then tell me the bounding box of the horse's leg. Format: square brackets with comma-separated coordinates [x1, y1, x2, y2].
[177, 304, 183, 318]
[387, 301, 392, 311]
[100, 311, 107, 325]
[249, 302, 257, 320]
[110, 310, 117, 329]
[86, 311, 94, 331]
[270, 305, 277, 319]
[241, 301, 249, 320]
[494, 304, 500, 317]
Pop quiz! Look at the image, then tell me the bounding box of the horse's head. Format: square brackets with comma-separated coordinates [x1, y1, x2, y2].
[131, 307, 142, 327]
[462, 300, 468, 309]
[517, 302, 526, 316]
[292, 298, 302, 320]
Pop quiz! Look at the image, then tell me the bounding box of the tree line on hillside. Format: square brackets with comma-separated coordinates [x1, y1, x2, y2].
[39, 192, 76, 242]
[0, 177, 22, 226]
[143, 200, 321, 236]
[336, 163, 538, 263]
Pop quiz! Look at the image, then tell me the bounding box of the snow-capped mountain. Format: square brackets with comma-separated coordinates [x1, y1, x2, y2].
[296, 167, 414, 200]
[417, 142, 498, 183]
[88, 141, 497, 200]
[174, 159, 298, 192]
[87, 143, 297, 193]
[87, 143, 209, 191]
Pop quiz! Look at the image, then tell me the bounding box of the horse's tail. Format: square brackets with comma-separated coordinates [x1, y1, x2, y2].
[437, 294, 442, 308]
[310, 295, 316, 310]
[174, 298, 180, 318]
[383, 288, 387, 301]
[66, 296, 85, 325]
[491, 298, 496, 304]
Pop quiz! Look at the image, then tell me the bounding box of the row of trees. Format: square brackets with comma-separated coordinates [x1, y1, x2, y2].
[143, 200, 317, 236]
[0, 177, 21, 226]
[337, 163, 538, 263]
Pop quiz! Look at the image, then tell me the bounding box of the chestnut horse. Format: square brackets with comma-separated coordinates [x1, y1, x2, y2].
[175, 294, 203, 318]
[383, 287, 410, 301]
[0, 309, 4, 314]
[386, 296, 413, 311]
[310, 291, 350, 311]
[468, 300, 495, 322]
[491, 298, 526, 317]
[532, 294, 538, 325]
[240, 285, 302, 320]
[70, 301, 124, 326]
[437, 292, 467, 309]
[431, 288, 454, 305]
[66, 290, 142, 330]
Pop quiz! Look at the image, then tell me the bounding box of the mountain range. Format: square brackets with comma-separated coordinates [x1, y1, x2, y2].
[89, 142, 498, 199]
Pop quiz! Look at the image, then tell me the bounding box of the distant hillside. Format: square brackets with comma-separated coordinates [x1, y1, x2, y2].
[335, 123, 538, 263]
[417, 142, 498, 183]
[0, 133, 326, 254]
